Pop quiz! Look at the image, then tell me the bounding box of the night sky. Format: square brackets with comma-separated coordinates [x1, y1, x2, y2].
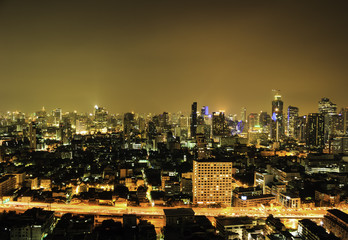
[1, 1, 347, 115]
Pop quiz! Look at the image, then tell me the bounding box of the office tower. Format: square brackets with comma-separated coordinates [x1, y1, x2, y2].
[240, 107, 246, 122]
[341, 107, 348, 135]
[212, 111, 228, 136]
[193, 159, 233, 207]
[259, 112, 271, 132]
[94, 105, 108, 132]
[124, 112, 135, 145]
[294, 116, 307, 142]
[306, 113, 325, 149]
[201, 106, 208, 116]
[190, 102, 197, 138]
[318, 98, 337, 142]
[248, 113, 259, 130]
[287, 106, 299, 137]
[53, 108, 62, 125]
[29, 121, 37, 149]
[271, 92, 284, 141]
[159, 112, 169, 130]
[331, 114, 344, 136]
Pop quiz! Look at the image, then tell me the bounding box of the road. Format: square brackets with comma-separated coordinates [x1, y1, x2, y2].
[1, 201, 346, 220]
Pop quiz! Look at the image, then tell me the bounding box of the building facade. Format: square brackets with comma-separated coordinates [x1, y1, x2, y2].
[193, 159, 233, 207]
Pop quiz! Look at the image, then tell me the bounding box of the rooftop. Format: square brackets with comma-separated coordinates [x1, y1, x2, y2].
[163, 208, 195, 217]
[327, 209, 348, 224]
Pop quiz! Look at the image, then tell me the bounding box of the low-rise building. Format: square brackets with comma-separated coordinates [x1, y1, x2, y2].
[323, 209, 348, 240]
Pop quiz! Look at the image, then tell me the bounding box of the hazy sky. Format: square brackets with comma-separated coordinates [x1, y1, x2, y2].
[0, 0, 347, 115]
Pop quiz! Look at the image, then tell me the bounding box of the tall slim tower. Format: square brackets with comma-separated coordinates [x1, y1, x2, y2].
[240, 107, 247, 122]
[29, 121, 37, 149]
[306, 113, 325, 149]
[318, 98, 337, 142]
[287, 106, 299, 137]
[190, 102, 197, 138]
[341, 107, 348, 135]
[271, 91, 284, 141]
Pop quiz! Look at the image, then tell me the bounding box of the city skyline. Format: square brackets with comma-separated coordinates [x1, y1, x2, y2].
[1, 1, 348, 114]
[0, 96, 345, 117]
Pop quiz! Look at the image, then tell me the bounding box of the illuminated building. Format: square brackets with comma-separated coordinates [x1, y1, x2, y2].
[294, 116, 307, 142]
[271, 92, 284, 141]
[329, 136, 348, 154]
[278, 191, 301, 208]
[123, 112, 135, 146]
[331, 114, 344, 136]
[94, 105, 108, 132]
[240, 107, 246, 122]
[190, 102, 197, 138]
[287, 106, 298, 137]
[53, 108, 62, 125]
[247, 113, 259, 131]
[318, 97, 337, 142]
[306, 113, 325, 149]
[341, 107, 348, 134]
[0, 175, 16, 203]
[254, 172, 274, 194]
[201, 106, 208, 116]
[259, 111, 271, 132]
[29, 121, 37, 149]
[232, 186, 275, 207]
[193, 159, 233, 207]
[212, 111, 229, 137]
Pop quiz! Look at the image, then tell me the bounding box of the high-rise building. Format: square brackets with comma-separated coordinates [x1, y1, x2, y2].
[248, 113, 259, 131]
[294, 116, 307, 142]
[124, 112, 135, 146]
[341, 107, 348, 135]
[287, 106, 299, 137]
[94, 105, 108, 132]
[240, 107, 246, 122]
[190, 102, 197, 138]
[29, 121, 37, 149]
[259, 112, 271, 132]
[306, 113, 325, 149]
[212, 112, 228, 136]
[53, 108, 62, 125]
[271, 93, 284, 141]
[318, 98, 337, 142]
[201, 106, 208, 116]
[193, 159, 233, 207]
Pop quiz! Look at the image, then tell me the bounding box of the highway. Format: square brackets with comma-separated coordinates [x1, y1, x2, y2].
[1, 201, 346, 220]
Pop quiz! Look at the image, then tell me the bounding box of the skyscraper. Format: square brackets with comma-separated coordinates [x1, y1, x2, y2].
[190, 102, 197, 138]
[124, 112, 135, 146]
[318, 98, 337, 142]
[248, 113, 259, 131]
[340, 107, 348, 135]
[259, 112, 271, 132]
[240, 107, 247, 122]
[94, 105, 108, 132]
[271, 92, 284, 141]
[287, 106, 299, 137]
[29, 121, 37, 149]
[306, 113, 325, 149]
[201, 106, 208, 116]
[212, 111, 228, 137]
